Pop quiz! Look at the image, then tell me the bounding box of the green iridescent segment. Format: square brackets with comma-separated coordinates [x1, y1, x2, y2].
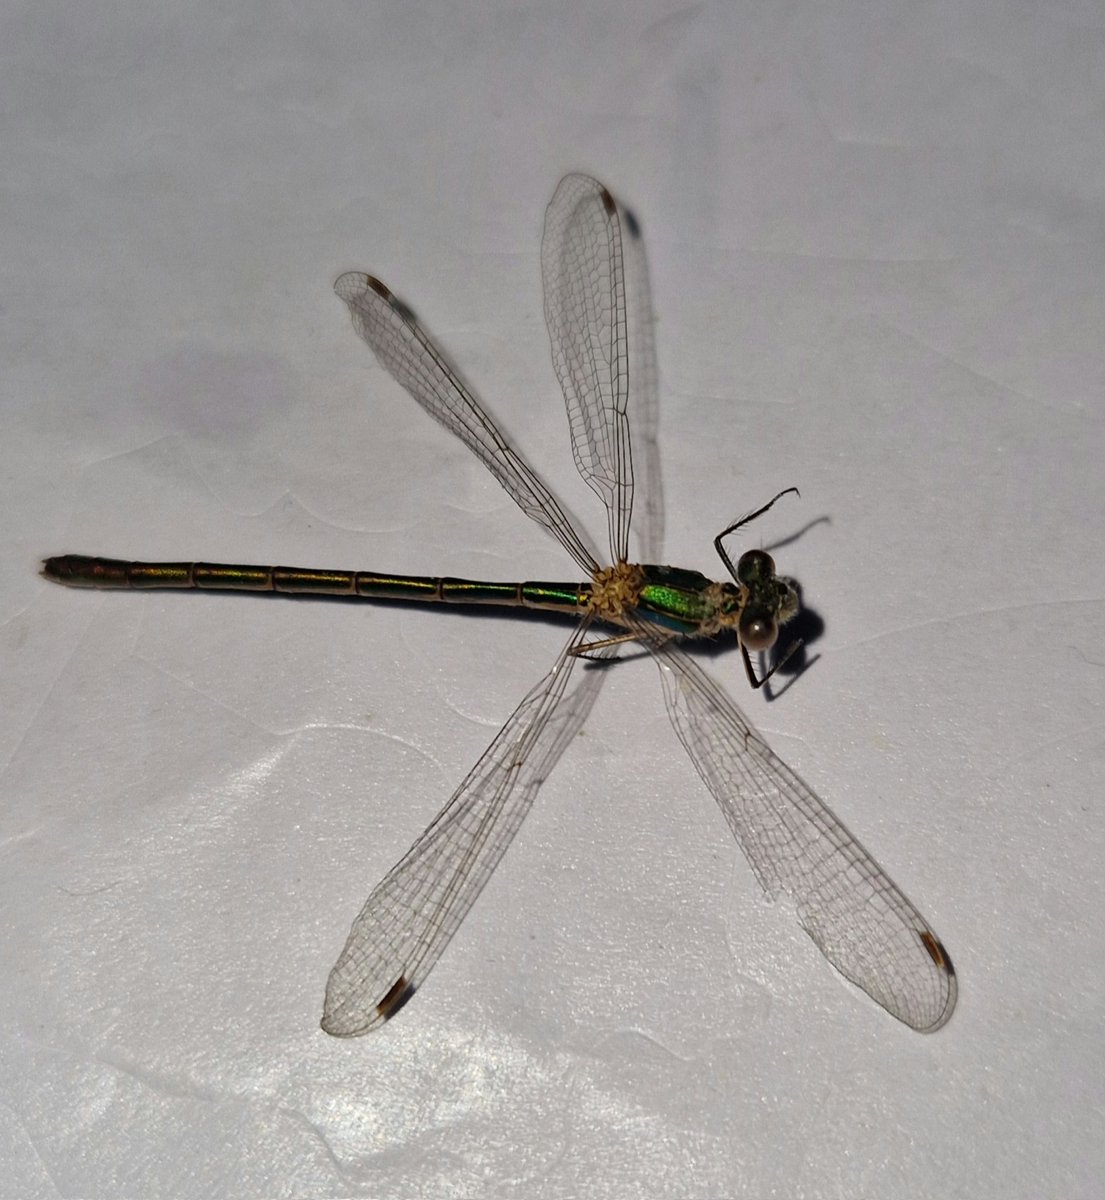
[515, 581, 585, 611]
[354, 573, 438, 600]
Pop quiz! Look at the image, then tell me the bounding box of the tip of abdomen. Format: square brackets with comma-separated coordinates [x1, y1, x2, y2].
[41, 555, 74, 582]
[41, 555, 126, 587]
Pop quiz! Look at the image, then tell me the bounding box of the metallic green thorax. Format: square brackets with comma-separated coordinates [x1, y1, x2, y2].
[41, 555, 747, 640]
[634, 565, 740, 634]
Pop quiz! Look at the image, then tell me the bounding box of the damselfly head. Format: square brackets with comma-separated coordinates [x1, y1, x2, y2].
[735, 549, 799, 652]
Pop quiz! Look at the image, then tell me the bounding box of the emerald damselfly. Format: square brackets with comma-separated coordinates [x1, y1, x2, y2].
[44, 175, 956, 1036]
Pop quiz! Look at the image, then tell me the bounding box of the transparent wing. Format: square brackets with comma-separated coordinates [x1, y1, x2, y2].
[335, 271, 601, 575]
[322, 620, 609, 1037]
[620, 195, 664, 564]
[542, 174, 635, 565]
[643, 630, 957, 1032]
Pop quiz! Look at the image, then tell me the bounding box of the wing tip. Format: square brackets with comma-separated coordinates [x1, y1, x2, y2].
[334, 272, 420, 326]
[334, 271, 391, 299]
[320, 973, 417, 1038]
[911, 930, 958, 1033]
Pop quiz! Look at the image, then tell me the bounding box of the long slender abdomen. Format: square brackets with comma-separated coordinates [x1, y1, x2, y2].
[41, 555, 588, 615]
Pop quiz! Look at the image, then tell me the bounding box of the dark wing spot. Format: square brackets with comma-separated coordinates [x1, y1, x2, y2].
[600, 186, 617, 216]
[365, 275, 392, 300]
[377, 974, 416, 1021]
[920, 930, 955, 976]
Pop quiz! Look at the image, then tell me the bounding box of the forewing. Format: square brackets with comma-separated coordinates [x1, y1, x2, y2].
[322, 620, 608, 1037]
[541, 174, 634, 564]
[645, 633, 957, 1032]
[620, 192, 664, 564]
[335, 271, 600, 575]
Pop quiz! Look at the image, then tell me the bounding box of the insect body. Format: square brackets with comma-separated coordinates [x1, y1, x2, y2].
[44, 175, 956, 1037]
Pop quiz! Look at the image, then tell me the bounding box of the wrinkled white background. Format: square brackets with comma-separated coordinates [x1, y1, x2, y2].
[4, 3, 1103, 1197]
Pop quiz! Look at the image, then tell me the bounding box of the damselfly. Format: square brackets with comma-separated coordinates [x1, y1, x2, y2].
[43, 175, 956, 1036]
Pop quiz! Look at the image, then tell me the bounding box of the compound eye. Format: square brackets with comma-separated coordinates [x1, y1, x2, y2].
[739, 609, 778, 651]
[736, 548, 776, 585]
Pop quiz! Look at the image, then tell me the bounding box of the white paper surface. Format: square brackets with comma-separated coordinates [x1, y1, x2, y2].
[4, 3, 1103, 1197]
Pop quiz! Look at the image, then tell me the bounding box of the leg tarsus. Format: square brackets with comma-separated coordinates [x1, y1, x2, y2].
[742, 636, 803, 689]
